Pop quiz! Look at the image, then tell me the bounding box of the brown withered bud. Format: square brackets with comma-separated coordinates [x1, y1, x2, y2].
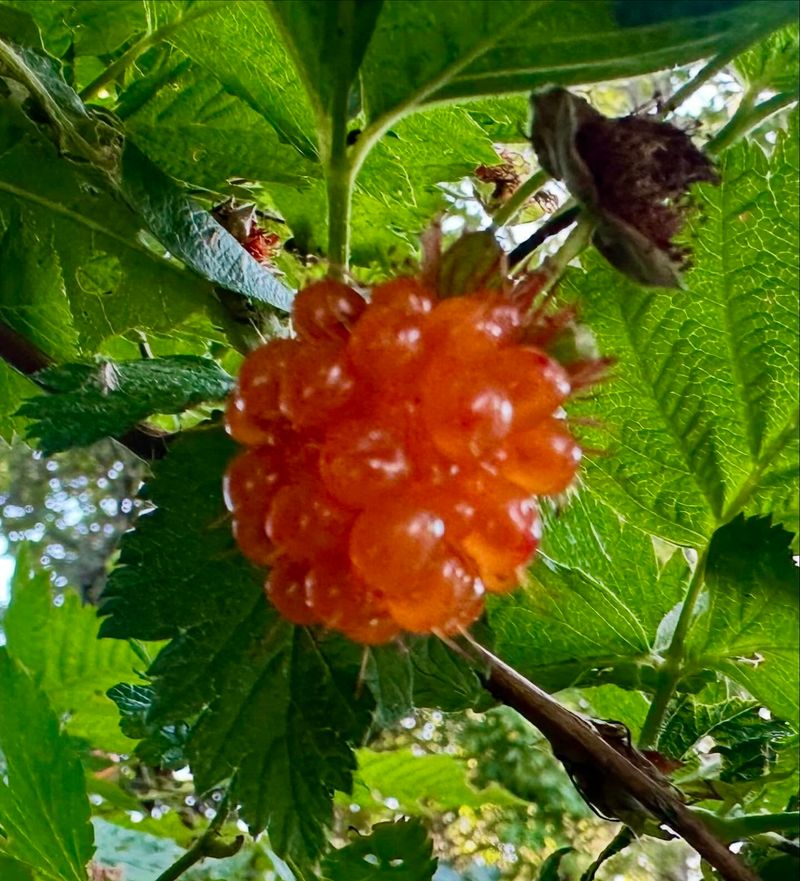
[531, 87, 718, 288]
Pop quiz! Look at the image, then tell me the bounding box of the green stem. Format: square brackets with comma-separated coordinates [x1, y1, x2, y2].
[492, 168, 550, 228]
[689, 808, 800, 843]
[153, 790, 234, 881]
[638, 546, 709, 749]
[661, 34, 763, 117]
[706, 90, 799, 156]
[79, 5, 215, 102]
[537, 214, 594, 293]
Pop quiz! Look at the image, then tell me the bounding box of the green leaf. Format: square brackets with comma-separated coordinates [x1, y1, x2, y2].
[0, 98, 225, 351]
[268, 0, 384, 123]
[0, 855, 35, 881]
[489, 492, 688, 691]
[564, 111, 800, 545]
[156, 0, 318, 158]
[357, 0, 794, 122]
[0, 362, 37, 442]
[106, 683, 189, 768]
[17, 355, 234, 454]
[345, 747, 525, 813]
[0, 205, 77, 361]
[365, 637, 489, 725]
[661, 693, 793, 782]
[122, 61, 319, 190]
[0, 649, 94, 881]
[3, 545, 143, 752]
[118, 142, 294, 312]
[735, 23, 799, 93]
[321, 819, 437, 881]
[98, 427, 372, 865]
[685, 515, 800, 725]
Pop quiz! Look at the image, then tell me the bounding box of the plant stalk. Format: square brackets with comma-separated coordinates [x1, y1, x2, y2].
[492, 168, 550, 228]
[706, 90, 799, 156]
[466, 636, 760, 881]
[153, 791, 236, 881]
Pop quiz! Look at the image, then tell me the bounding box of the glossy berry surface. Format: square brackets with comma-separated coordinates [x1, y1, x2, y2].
[224, 272, 591, 643]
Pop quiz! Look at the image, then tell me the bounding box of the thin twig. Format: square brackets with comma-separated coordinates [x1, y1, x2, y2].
[705, 90, 799, 156]
[492, 168, 551, 228]
[463, 636, 760, 881]
[507, 204, 581, 268]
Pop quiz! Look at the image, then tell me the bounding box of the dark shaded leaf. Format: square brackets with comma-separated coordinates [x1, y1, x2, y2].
[18, 355, 233, 453]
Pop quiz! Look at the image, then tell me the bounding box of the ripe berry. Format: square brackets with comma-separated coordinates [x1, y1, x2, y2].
[498, 418, 582, 495]
[266, 482, 354, 560]
[320, 417, 412, 508]
[224, 267, 594, 644]
[291, 279, 366, 341]
[279, 340, 356, 428]
[265, 557, 318, 625]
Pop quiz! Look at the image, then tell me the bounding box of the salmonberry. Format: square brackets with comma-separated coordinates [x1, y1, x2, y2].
[224, 264, 599, 644]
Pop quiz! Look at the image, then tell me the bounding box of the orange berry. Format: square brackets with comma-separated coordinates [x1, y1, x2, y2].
[487, 347, 571, 431]
[347, 302, 429, 390]
[423, 293, 523, 356]
[385, 550, 484, 634]
[303, 556, 399, 644]
[457, 473, 541, 592]
[224, 394, 279, 446]
[279, 340, 356, 428]
[370, 276, 435, 313]
[349, 499, 446, 597]
[265, 481, 354, 560]
[291, 279, 366, 341]
[420, 354, 514, 462]
[320, 417, 411, 508]
[498, 419, 582, 495]
[265, 557, 318, 625]
[236, 338, 297, 422]
[223, 446, 285, 514]
[231, 515, 278, 566]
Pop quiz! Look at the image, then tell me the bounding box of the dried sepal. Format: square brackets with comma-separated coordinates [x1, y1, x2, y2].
[530, 87, 718, 288]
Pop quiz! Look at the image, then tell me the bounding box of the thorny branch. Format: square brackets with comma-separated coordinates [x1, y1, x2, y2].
[0, 319, 172, 460]
[462, 636, 760, 881]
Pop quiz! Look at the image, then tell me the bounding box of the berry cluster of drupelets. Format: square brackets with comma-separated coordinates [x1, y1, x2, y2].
[224, 276, 585, 644]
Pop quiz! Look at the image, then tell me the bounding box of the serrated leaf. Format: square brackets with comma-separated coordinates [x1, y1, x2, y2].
[106, 683, 189, 768]
[122, 61, 319, 190]
[0, 649, 94, 881]
[321, 819, 437, 881]
[489, 492, 688, 691]
[358, 0, 793, 121]
[345, 747, 525, 813]
[156, 0, 318, 158]
[661, 693, 793, 782]
[98, 427, 373, 865]
[685, 515, 799, 725]
[17, 355, 233, 454]
[3, 545, 142, 752]
[365, 637, 489, 725]
[564, 112, 800, 545]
